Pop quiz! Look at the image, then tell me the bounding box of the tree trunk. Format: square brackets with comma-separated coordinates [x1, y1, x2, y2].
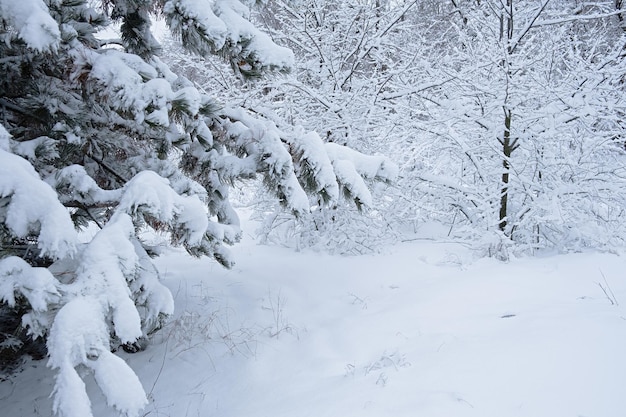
[499, 108, 513, 232]
[498, 0, 515, 234]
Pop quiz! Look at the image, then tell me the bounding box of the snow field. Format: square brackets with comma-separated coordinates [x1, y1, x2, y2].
[2, 230, 626, 417]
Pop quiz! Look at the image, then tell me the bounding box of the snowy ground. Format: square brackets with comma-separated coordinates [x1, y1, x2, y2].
[2, 218, 626, 417]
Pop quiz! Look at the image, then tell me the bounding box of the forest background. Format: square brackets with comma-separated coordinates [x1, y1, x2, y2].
[0, 1, 625, 417]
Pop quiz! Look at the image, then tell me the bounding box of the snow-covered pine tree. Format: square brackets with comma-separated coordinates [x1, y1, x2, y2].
[165, 0, 405, 253]
[0, 1, 396, 416]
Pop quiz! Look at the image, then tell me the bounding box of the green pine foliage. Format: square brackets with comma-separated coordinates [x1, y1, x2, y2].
[0, 0, 395, 415]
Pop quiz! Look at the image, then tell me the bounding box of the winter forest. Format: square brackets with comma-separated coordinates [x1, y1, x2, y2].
[1, 1, 626, 416]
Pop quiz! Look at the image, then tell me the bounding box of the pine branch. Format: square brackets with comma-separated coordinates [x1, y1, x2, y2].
[85, 153, 129, 184]
[0, 98, 48, 124]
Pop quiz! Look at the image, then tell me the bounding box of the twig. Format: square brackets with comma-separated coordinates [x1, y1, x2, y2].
[598, 269, 619, 306]
[148, 336, 169, 397]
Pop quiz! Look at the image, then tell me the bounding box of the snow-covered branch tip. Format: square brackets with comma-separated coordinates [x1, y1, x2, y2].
[0, 148, 78, 260]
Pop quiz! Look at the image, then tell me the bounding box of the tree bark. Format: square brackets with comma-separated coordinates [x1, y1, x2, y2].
[499, 108, 513, 232]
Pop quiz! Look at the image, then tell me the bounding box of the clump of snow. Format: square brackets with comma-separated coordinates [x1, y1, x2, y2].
[173, 86, 202, 115]
[117, 171, 209, 246]
[163, 0, 228, 49]
[49, 164, 122, 205]
[215, 0, 294, 70]
[0, 149, 77, 259]
[221, 107, 310, 214]
[333, 159, 373, 206]
[47, 296, 110, 369]
[88, 350, 148, 416]
[142, 78, 174, 126]
[51, 362, 93, 417]
[128, 239, 175, 334]
[86, 50, 172, 124]
[301, 142, 398, 208]
[0, 0, 61, 51]
[71, 214, 143, 343]
[0, 257, 62, 338]
[0, 123, 10, 151]
[291, 130, 340, 203]
[10, 136, 58, 161]
[325, 142, 399, 183]
[0, 256, 59, 313]
[47, 295, 147, 417]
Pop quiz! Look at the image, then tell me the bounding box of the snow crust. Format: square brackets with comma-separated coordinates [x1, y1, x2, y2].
[147, 228, 626, 417]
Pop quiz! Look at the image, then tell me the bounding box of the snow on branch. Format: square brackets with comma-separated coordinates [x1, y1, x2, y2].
[0, 256, 58, 311]
[325, 142, 398, 182]
[324, 142, 398, 209]
[0, 257, 60, 338]
[0, 0, 61, 51]
[71, 215, 144, 344]
[48, 296, 148, 417]
[82, 48, 217, 144]
[47, 296, 111, 369]
[164, 0, 293, 75]
[0, 123, 9, 151]
[42, 200, 181, 417]
[219, 107, 311, 214]
[51, 362, 93, 417]
[216, 107, 398, 212]
[117, 170, 210, 246]
[214, 0, 294, 71]
[116, 170, 237, 266]
[87, 350, 148, 416]
[0, 148, 77, 259]
[85, 49, 173, 125]
[163, 0, 228, 52]
[290, 130, 340, 205]
[50, 165, 122, 206]
[533, 10, 626, 27]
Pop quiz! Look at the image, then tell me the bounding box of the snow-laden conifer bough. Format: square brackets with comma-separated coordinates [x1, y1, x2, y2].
[0, 1, 397, 416]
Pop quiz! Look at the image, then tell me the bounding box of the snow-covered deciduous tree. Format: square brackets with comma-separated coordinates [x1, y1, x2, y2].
[243, 0, 626, 255]
[403, 0, 626, 255]
[0, 0, 396, 415]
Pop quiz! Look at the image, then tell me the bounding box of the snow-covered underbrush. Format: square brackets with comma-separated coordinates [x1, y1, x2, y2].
[2, 213, 626, 417]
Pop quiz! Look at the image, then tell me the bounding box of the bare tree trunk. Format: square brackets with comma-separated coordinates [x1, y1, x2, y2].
[499, 108, 515, 231]
[498, 0, 515, 234]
